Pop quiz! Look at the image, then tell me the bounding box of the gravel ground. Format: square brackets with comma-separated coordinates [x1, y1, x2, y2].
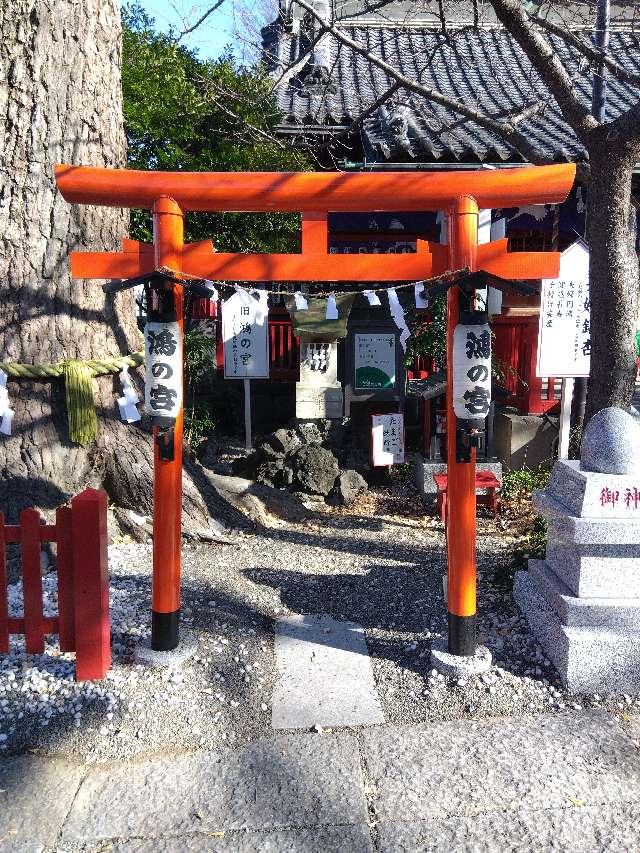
[1, 467, 639, 761]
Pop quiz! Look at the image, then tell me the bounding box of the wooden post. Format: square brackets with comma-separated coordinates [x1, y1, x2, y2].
[446, 196, 479, 657]
[558, 377, 574, 459]
[151, 197, 184, 651]
[21, 508, 45, 654]
[0, 514, 7, 654]
[56, 505, 75, 653]
[71, 489, 110, 680]
[244, 377, 252, 450]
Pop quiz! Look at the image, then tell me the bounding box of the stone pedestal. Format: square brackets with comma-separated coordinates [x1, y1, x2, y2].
[514, 459, 640, 694]
[296, 342, 343, 420]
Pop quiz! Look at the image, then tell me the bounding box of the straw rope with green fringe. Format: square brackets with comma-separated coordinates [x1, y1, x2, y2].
[0, 352, 144, 445]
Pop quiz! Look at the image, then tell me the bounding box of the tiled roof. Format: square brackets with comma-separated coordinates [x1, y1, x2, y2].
[266, 25, 640, 163]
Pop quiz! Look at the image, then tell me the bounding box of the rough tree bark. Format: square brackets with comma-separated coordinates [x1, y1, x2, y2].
[584, 138, 640, 425]
[0, 1, 214, 531]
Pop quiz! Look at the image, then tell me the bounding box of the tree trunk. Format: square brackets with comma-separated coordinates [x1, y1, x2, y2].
[584, 138, 640, 426]
[0, 2, 213, 532]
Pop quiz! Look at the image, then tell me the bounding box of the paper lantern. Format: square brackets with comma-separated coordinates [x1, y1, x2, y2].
[144, 320, 182, 420]
[452, 321, 491, 425]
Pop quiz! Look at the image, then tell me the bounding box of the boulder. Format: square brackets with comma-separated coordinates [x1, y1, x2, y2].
[327, 470, 368, 506]
[290, 445, 340, 496]
[266, 427, 302, 456]
[580, 406, 640, 475]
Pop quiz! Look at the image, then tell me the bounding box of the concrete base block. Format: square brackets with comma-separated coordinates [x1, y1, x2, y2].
[430, 638, 492, 678]
[135, 631, 198, 669]
[528, 560, 640, 629]
[514, 571, 640, 694]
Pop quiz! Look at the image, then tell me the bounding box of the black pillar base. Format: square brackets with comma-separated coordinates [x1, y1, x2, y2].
[448, 612, 476, 657]
[152, 609, 179, 651]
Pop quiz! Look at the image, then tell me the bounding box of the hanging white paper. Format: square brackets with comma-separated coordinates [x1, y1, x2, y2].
[117, 365, 141, 424]
[387, 288, 411, 352]
[203, 280, 218, 301]
[363, 290, 381, 307]
[326, 294, 339, 320]
[452, 322, 492, 423]
[0, 370, 14, 436]
[294, 291, 308, 310]
[144, 320, 182, 419]
[414, 282, 429, 309]
[233, 285, 252, 306]
[222, 290, 269, 379]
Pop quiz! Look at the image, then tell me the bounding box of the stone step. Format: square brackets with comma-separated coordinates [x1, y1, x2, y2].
[514, 571, 640, 694]
[544, 540, 640, 599]
[528, 560, 640, 629]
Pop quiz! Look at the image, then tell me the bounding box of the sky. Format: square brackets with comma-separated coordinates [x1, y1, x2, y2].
[137, 0, 269, 61]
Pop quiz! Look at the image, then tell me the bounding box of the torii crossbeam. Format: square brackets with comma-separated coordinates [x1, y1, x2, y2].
[55, 163, 576, 655]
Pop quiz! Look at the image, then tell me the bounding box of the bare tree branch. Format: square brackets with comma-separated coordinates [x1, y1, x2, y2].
[531, 12, 640, 90]
[175, 0, 228, 40]
[489, 0, 599, 141]
[290, 0, 552, 163]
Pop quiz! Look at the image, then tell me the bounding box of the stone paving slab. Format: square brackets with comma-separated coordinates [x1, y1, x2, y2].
[272, 614, 384, 729]
[62, 734, 368, 843]
[0, 755, 84, 853]
[377, 804, 640, 852]
[109, 824, 373, 852]
[362, 712, 640, 823]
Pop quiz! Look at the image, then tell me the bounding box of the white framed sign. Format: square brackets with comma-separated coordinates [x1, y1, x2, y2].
[355, 333, 396, 389]
[537, 241, 591, 378]
[371, 413, 405, 466]
[222, 290, 269, 379]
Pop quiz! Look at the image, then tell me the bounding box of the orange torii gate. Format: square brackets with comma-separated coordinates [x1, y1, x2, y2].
[55, 163, 575, 655]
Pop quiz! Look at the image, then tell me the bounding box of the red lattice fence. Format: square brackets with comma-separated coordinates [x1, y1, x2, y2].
[0, 488, 110, 681]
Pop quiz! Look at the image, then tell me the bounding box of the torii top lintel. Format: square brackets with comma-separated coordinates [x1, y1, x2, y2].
[55, 164, 575, 213]
[54, 163, 576, 283]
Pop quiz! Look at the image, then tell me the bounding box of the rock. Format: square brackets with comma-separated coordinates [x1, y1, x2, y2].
[290, 445, 340, 496]
[294, 420, 329, 446]
[254, 459, 286, 488]
[266, 428, 302, 456]
[580, 406, 640, 475]
[327, 470, 368, 506]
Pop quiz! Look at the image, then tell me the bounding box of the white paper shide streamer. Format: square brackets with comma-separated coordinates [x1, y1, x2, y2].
[144, 320, 182, 419]
[363, 289, 381, 307]
[387, 288, 411, 351]
[325, 293, 338, 320]
[294, 291, 308, 310]
[118, 366, 141, 423]
[0, 370, 15, 436]
[453, 321, 492, 425]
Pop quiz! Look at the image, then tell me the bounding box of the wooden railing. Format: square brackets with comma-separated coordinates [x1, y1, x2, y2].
[0, 489, 110, 681]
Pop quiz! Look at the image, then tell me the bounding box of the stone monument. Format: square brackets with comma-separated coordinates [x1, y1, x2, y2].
[514, 407, 640, 694]
[295, 341, 343, 419]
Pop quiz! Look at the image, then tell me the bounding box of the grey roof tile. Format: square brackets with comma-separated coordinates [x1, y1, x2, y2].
[268, 24, 640, 162]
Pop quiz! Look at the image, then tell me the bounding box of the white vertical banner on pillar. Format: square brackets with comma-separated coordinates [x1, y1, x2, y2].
[452, 322, 492, 422]
[144, 321, 182, 418]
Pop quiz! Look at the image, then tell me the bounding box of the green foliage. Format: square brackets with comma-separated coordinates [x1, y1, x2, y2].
[500, 463, 552, 501]
[404, 297, 447, 369]
[183, 327, 216, 447]
[121, 3, 308, 251]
